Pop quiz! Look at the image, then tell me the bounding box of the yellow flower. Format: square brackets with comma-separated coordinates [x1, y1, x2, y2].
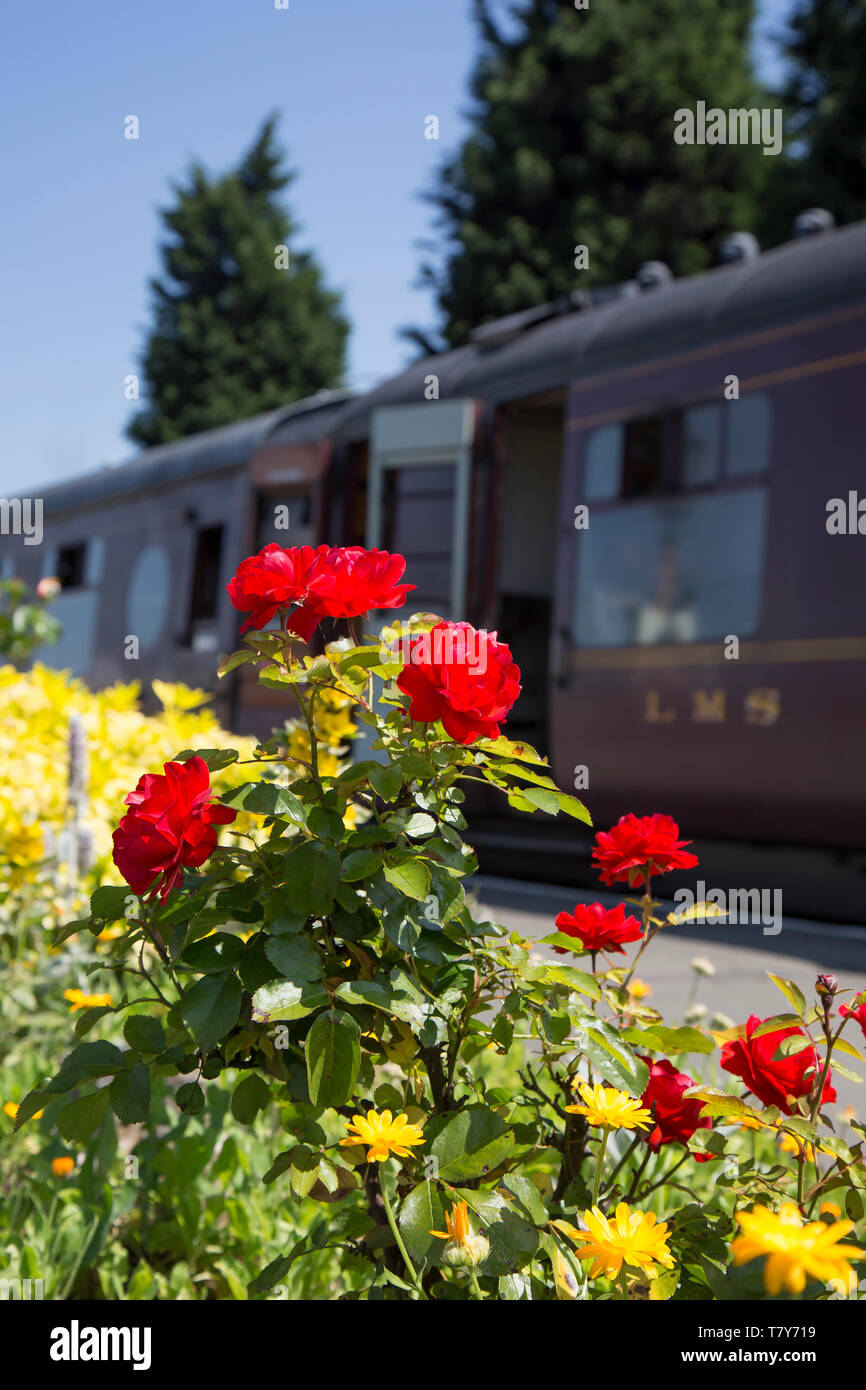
[4, 1101, 43, 1121]
[574, 1202, 676, 1280]
[63, 988, 113, 1011]
[777, 1131, 834, 1164]
[97, 925, 123, 942]
[566, 1082, 652, 1132]
[52, 1156, 75, 1177]
[430, 1200, 489, 1267]
[732, 1202, 863, 1296]
[820, 1202, 843, 1219]
[627, 978, 651, 1001]
[339, 1109, 425, 1163]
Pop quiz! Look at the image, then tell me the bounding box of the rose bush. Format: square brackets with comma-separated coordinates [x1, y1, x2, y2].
[12, 543, 866, 1301]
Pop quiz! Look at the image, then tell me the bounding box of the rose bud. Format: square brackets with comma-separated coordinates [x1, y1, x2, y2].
[816, 974, 839, 998]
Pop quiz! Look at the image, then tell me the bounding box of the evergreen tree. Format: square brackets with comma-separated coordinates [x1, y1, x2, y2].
[127, 116, 349, 447]
[771, 0, 866, 232]
[412, 0, 771, 351]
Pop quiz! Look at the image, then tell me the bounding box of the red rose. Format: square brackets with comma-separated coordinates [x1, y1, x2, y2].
[592, 813, 699, 887]
[396, 620, 521, 745]
[553, 902, 642, 955]
[227, 544, 414, 640]
[112, 757, 236, 901]
[639, 1056, 715, 1160]
[720, 1013, 837, 1115]
[287, 546, 415, 640]
[227, 543, 329, 634]
[840, 996, 866, 1039]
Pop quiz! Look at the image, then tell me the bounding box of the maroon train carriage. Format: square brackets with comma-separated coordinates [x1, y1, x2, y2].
[327, 214, 866, 918]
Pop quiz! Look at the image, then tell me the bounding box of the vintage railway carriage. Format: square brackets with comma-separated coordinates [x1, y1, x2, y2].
[1, 392, 353, 732]
[327, 217, 866, 909]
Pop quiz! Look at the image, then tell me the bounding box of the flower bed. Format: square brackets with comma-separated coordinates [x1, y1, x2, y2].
[9, 544, 866, 1301]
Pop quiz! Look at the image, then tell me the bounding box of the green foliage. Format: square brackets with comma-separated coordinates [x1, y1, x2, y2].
[412, 0, 771, 350]
[10, 606, 866, 1302]
[0, 577, 61, 661]
[126, 115, 349, 447]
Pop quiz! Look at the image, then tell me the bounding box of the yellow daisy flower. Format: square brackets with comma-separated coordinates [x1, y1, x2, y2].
[732, 1202, 863, 1296]
[339, 1109, 425, 1163]
[574, 1202, 676, 1279]
[52, 1156, 75, 1178]
[820, 1202, 843, 1219]
[63, 988, 113, 1011]
[627, 978, 651, 1001]
[566, 1082, 652, 1132]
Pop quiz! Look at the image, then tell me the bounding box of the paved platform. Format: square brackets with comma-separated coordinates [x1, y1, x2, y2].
[474, 875, 866, 1116]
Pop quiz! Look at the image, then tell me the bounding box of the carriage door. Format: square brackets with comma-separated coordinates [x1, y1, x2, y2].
[367, 401, 475, 620]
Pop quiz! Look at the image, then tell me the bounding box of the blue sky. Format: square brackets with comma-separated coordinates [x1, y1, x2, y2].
[1, 0, 795, 491]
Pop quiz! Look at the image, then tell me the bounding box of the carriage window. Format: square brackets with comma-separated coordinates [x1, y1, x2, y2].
[726, 393, 772, 476]
[187, 525, 223, 649]
[682, 404, 720, 486]
[573, 487, 768, 648]
[56, 543, 87, 590]
[622, 414, 666, 497]
[584, 425, 623, 500]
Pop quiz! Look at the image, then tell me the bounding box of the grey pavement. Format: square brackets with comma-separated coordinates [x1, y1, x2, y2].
[473, 875, 866, 1116]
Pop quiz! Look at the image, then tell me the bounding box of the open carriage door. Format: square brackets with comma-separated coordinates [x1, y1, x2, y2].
[367, 401, 476, 621]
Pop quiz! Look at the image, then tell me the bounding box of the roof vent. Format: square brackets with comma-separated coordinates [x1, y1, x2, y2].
[718, 231, 760, 265]
[636, 261, 673, 291]
[792, 208, 836, 239]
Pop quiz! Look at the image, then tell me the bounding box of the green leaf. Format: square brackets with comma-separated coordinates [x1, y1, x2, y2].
[554, 791, 592, 825]
[570, 1010, 649, 1095]
[767, 973, 807, 1019]
[399, 1182, 447, 1266]
[224, 781, 306, 826]
[231, 1073, 271, 1124]
[180, 972, 242, 1050]
[543, 964, 601, 1000]
[283, 840, 341, 916]
[305, 1011, 361, 1108]
[57, 1088, 110, 1142]
[264, 934, 322, 985]
[109, 1064, 151, 1123]
[427, 1105, 514, 1181]
[123, 1015, 166, 1055]
[520, 786, 560, 815]
[176, 1082, 205, 1115]
[501, 1173, 548, 1226]
[89, 885, 131, 921]
[251, 979, 329, 1022]
[58, 1041, 125, 1081]
[341, 849, 383, 881]
[174, 747, 239, 771]
[625, 1025, 715, 1056]
[217, 649, 258, 678]
[383, 858, 431, 902]
[370, 762, 402, 800]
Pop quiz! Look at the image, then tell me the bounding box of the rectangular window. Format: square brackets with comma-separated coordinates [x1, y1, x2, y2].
[573, 488, 768, 648]
[56, 543, 87, 590]
[380, 463, 456, 615]
[187, 525, 223, 649]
